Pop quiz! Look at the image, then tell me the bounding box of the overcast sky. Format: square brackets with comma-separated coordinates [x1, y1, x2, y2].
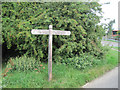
[98, 0, 120, 30]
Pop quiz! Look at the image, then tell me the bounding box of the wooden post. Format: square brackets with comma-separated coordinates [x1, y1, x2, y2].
[48, 25, 52, 81]
[31, 25, 71, 81]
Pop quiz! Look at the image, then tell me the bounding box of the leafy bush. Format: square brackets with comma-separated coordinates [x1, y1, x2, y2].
[61, 46, 110, 69]
[62, 54, 101, 69]
[114, 36, 120, 40]
[6, 55, 41, 72]
[2, 2, 105, 62]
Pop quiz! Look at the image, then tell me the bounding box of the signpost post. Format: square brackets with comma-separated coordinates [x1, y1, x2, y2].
[31, 25, 71, 81]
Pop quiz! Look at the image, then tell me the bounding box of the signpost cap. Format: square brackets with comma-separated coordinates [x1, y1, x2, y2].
[49, 25, 52, 29]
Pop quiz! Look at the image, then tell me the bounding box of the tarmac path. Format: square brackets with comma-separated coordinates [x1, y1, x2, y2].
[82, 67, 118, 88]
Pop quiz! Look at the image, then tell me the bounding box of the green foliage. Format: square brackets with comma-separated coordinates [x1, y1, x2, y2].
[62, 54, 101, 69]
[6, 55, 41, 72]
[117, 30, 120, 35]
[107, 19, 115, 38]
[61, 45, 110, 69]
[0, 3, 1, 45]
[113, 36, 120, 40]
[2, 2, 105, 62]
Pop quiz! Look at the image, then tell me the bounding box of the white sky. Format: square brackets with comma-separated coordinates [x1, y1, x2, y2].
[98, 0, 120, 30]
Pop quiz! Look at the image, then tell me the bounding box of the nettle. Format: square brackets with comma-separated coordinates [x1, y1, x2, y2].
[6, 56, 42, 72]
[2, 2, 105, 63]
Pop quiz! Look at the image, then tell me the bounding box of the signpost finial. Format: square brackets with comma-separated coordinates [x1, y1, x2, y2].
[49, 25, 52, 29]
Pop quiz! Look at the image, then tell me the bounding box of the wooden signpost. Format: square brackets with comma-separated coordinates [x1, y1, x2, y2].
[31, 25, 71, 81]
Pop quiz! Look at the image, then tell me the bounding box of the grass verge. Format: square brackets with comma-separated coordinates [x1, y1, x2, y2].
[111, 47, 120, 63]
[112, 47, 120, 50]
[104, 39, 119, 43]
[2, 49, 118, 88]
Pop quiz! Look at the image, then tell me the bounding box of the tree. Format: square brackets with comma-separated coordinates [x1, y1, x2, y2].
[2, 2, 105, 62]
[107, 19, 115, 38]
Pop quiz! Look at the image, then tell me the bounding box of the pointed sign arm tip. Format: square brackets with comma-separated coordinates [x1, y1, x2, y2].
[31, 29, 34, 34]
[69, 31, 71, 35]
